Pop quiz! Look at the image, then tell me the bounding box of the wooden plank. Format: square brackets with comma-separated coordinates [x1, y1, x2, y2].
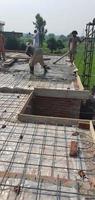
[10, 53, 29, 60]
[0, 170, 78, 187]
[76, 75, 84, 91]
[0, 87, 31, 94]
[53, 52, 69, 64]
[7, 53, 51, 61]
[0, 170, 92, 191]
[18, 110, 91, 126]
[4, 58, 16, 66]
[74, 75, 84, 91]
[34, 88, 89, 99]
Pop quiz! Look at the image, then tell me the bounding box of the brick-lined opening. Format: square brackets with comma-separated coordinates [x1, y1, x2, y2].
[24, 94, 81, 119]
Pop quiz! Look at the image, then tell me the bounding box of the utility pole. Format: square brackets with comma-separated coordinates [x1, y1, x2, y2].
[82, 18, 95, 89]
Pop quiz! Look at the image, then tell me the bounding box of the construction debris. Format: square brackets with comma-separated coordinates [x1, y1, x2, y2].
[14, 185, 21, 195]
[1, 124, 6, 128]
[78, 170, 87, 180]
[4, 58, 16, 66]
[72, 131, 79, 136]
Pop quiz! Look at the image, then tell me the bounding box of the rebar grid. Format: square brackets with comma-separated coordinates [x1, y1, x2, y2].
[0, 58, 76, 91]
[0, 93, 29, 121]
[0, 72, 75, 91]
[0, 122, 94, 199]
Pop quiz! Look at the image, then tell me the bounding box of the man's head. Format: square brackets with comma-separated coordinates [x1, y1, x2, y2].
[72, 30, 78, 37]
[34, 30, 37, 33]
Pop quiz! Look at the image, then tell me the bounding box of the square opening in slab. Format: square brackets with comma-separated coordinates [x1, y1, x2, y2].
[18, 88, 84, 124]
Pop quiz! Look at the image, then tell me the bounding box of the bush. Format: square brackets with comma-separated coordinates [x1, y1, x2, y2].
[56, 40, 65, 50]
[47, 37, 57, 53]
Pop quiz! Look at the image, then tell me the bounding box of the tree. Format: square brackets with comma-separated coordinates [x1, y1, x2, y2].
[46, 33, 55, 40]
[59, 34, 66, 40]
[56, 40, 65, 50]
[18, 35, 32, 50]
[33, 13, 47, 46]
[47, 37, 57, 53]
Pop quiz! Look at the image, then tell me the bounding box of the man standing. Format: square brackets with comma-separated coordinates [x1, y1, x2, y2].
[69, 31, 81, 64]
[0, 32, 5, 61]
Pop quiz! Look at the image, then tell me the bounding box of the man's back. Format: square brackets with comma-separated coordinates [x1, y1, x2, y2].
[69, 36, 81, 51]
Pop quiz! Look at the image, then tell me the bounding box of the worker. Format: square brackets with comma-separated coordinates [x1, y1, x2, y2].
[28, 29, 49, 74]
[69, 30, 81, 64]
[0, 32, 5, 61]
[28, 45, 48, 74]
[33, 30, 40, 48]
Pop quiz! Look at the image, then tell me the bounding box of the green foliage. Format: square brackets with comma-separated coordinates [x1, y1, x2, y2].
[56, 40, 65, 50]
[42, 42, 49, 53]
[5, 34, 32, 50]
[47, 36, 65, 53]
[59, 35, 67, 42]
[18, 35, 32, 50]
[75, 43, 84, 74]
[46, 33, 55, 40]
[75, 43, 95, 89]
[89, 54, 95, 89]
[6, 36, 19, 50]
[47, 37, 57, 53]
[33, 13, 47, 46]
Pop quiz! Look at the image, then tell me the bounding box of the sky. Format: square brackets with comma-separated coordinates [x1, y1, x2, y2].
[0, 0, 95, 36]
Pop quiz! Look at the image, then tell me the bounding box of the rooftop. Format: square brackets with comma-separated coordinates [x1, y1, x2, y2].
[0, 53, 83, 91]
[0, 53, 94, 200]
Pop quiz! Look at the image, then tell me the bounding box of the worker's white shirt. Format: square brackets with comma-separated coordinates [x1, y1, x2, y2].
[33, 32, 40, 48]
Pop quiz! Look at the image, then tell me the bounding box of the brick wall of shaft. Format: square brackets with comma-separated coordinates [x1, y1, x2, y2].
[32, 96, 81, 119]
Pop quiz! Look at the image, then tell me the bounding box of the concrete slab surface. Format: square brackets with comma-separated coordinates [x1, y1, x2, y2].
[0, 54, 84, 91]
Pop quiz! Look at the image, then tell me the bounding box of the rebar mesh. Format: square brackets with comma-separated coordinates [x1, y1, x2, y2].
[0, 122, 94, 199]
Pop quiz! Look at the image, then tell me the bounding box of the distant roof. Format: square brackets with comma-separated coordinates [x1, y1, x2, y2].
[4, 31, 23, 37]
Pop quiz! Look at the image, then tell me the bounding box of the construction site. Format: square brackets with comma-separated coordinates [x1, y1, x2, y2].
[0, 18, 95, 200]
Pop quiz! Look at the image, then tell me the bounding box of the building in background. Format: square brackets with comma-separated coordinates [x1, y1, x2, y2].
[4, 31, 23, 38]
[0, 21, 5, 32]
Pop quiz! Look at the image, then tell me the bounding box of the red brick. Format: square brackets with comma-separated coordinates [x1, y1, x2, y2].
[70, 141, 78, 157]
[78, 123, 90, 130]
